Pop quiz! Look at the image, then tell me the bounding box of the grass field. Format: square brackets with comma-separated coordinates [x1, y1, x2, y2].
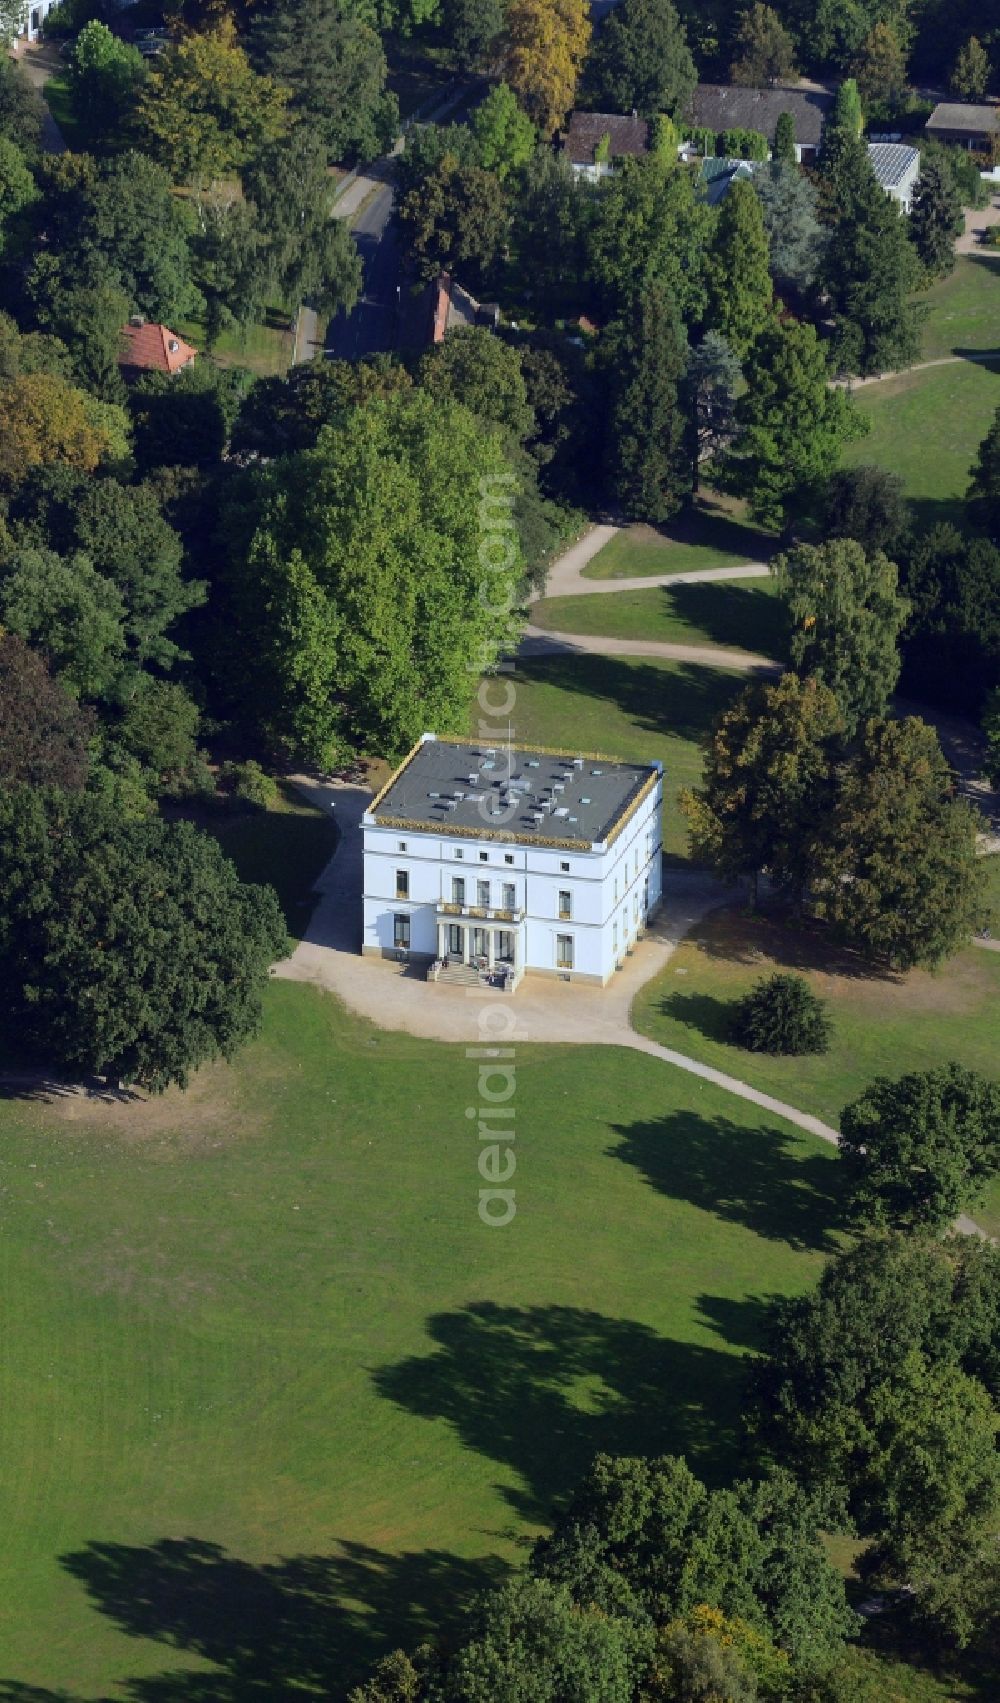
[0, 983, 839, 1697]
[201, 781, 337, 940]
[633, 901, 1000, 1219]
[532, 576, 787, 659]
[920, 253, 1000, 361]
[582, 504, 773, 581]
[842, 357, 1000, 529]
[480, 655, 745, 862]
[42, 69, 85, 152]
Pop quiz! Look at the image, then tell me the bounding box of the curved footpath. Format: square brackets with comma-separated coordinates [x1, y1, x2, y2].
[273, 523, 997, 1233]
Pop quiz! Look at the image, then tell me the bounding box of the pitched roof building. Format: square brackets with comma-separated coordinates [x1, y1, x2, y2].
[427, 273, 499, 344]
[924, 102, 1000, 151]
[687, 84, 833, 163]
[565, 110, 650, 177]
[119, 320, 197, 375]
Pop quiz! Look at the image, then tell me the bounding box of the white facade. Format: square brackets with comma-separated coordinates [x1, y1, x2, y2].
[362, 736, 664, 987]
[16, 0, 56, 40]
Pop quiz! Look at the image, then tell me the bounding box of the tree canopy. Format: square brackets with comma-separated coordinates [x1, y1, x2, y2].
[840, 1066, 1000, 1232]
[219, 388, 523, 762]
[0, 786, 287, 1091]
[774, 538, 910, 733]
[584, 0, 696, 120]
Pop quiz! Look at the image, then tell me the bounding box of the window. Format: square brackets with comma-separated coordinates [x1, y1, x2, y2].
[614, 878, 618, 903]
[612, 920, 618, 952]
[502, 883, 516, 911]
[558, 889, 572, 920]
[556, 934, 574, 970]
[454, 848, 464, 860]
[504, 854, 514, 865]
[479, 851, 488, 863]
[395, 869, 409, 898]
[560, 861, 570, 873]
[398, 840, 407, 853]
[393, 914, 410, 950]
[477, 880, 490, 908]
[452, 877, 465, 905]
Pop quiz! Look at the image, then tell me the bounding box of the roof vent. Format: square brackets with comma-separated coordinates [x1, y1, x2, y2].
[168, 338, 180, 353]
[573, 757, 584, 768]
[591, 768, 604, 776]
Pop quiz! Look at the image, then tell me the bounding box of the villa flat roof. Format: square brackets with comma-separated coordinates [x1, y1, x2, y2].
[368, 736, 660, 849]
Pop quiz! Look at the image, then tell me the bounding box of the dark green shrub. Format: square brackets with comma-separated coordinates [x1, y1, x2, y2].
[731, 971, 831, 1055]
[221, 758, 279, 811]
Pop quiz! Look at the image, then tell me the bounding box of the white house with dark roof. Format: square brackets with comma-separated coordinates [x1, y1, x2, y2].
[867, 142, 920, 212]
[925, 103, 1000, 152]
[362, 734, 664, 986]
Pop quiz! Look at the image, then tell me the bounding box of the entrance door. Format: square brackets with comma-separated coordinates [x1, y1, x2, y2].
[472, 927, 488, 960]
[448, 924, 463, 957]
[496, 931, 514, 963]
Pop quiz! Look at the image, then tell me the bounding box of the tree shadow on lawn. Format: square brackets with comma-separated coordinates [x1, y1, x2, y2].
[0, 1536, 510, 1701]
[684, 905, 901, 984]
[513, 654, 745, 748]
[373, 1301, 749, 1524]
[608, 1109, 842, 1255]
[664, 582, 789, 660]
[654, 500, 774, 561]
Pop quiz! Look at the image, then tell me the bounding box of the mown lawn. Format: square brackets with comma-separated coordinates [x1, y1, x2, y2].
[920, 253, 1000, 361]
[532, 576, 787, 660]
[477, 655, 746, 862]
[632, 899, 1000, 1223]
[842, 356, 1000, 530]
[0, 983, 839, 1698]
[582, 503, 773, 581]
[202, 780, 337, 940]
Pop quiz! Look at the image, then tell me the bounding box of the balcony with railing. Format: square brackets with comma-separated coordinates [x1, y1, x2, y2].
[436, 899, 524, 923]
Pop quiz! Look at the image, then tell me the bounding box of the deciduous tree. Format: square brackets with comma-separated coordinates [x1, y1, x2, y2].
[774, 538, 909, 732]
[723, 316, 864, 529]
[220, 389, 523, 761]
[440, 0, 505, 71]
[253, 0, 398, 163]
[822, 464, 910, 557]
[136, 18, 289, 185]
[418, 326, 534, 439]
[0, 372, 125, 491]
[397, 154, 510, 287]
[586, 152, 713, 323]
[730, 4, 796, 87]
[471, 82, 535, 180]
[0, 545, 126, 698]
[584, 0, 696, 119]
[0, 55, 46, 149]
[0, 786, 287, 1091]
[840, 1065, 1000, 1232]
[245, 125, 362, 314]
[681, 672, 844, 902]
[811, 715, 984, 969]
[504, 0, 591, 134]
[0, 634, 95, 791]
[68, 19, 145, 141]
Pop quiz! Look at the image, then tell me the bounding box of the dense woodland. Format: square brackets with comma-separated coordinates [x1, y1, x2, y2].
[1, 0, 1000, 1690]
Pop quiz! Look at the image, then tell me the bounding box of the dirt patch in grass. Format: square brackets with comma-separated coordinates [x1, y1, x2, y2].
[692, 908, 991, 1018]
[2, 1055, 261, 1147]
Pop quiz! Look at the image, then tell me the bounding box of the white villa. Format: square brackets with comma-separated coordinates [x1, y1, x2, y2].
[13, 0, 57, 41]
[362, 734, 664, 987]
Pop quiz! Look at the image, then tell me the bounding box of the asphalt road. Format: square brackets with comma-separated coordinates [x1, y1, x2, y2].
[325, 179, 400, 362]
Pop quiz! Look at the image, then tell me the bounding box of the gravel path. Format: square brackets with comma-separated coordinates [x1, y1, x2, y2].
[521, 623, 780, 674]
[536, 524, 772, 599]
